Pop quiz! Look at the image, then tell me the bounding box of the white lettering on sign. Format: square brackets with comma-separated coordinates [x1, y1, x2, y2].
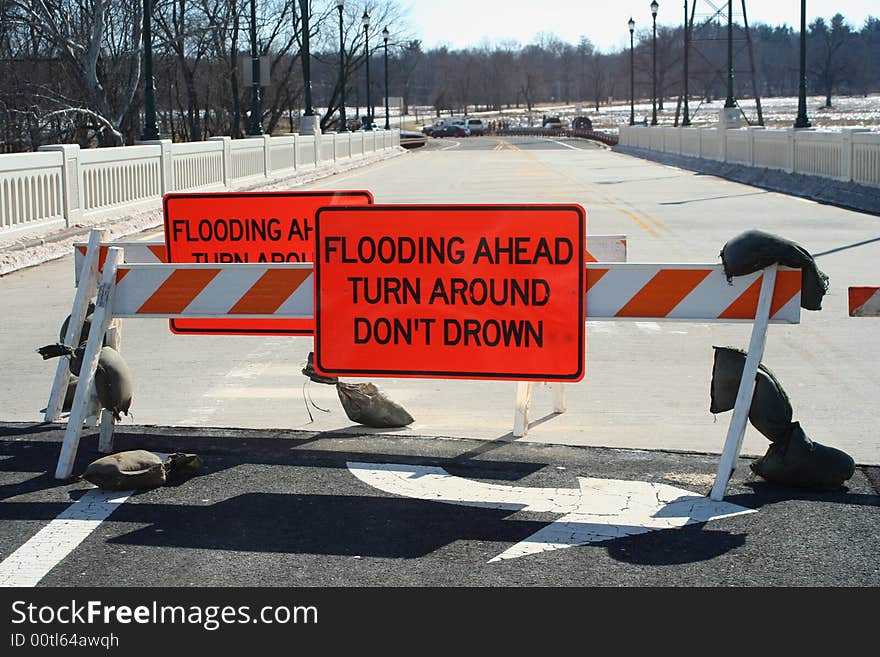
[347, 462, 755, 562]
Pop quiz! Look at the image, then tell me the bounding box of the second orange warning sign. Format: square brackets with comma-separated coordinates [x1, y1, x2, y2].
[313, 205, 586, 381]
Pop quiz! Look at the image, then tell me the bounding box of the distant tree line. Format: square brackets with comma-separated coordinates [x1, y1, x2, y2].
[1, 0, 877, 152]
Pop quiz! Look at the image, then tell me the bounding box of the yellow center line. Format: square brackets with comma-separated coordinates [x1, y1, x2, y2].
[498, 137, 670, 237]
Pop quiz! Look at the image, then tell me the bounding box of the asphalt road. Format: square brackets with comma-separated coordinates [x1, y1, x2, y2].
[1, 135, 879, 587]
[2, 422, 878, 586]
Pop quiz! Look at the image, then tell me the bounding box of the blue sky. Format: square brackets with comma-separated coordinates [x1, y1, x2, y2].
[401, 1, 878, 52]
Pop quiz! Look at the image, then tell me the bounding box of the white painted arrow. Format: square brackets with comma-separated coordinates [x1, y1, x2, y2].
[347, 462, 755, 562]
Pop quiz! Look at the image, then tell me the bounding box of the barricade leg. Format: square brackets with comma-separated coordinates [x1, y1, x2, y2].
[55, 248, 122, 480]
[551, 383, 566, 413]
[710, 264, 778, 501]
[45, 228, 105, 422]
[98, 410, 115, 453]
[513, 382, 532, 436]
[98, 317, 122, 452]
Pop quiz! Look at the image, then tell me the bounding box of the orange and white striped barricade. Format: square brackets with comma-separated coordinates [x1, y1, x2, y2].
[848, 287, 880, 317]
[72, 235, 628, 440]
[514, 234, 627, 436]
[53, 245, 801, 503]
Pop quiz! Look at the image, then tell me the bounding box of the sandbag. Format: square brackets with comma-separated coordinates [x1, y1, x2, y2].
[81, 450, 203, 490]
[301, 351, 339, 384]
[81, 450, 166, 490]
[336, 382, 414, 428]
[38, 343, 133, 420]
[750, 423, 856, 491]
[38, 342, 85, 376]
[59, 301, 97, 343]
[163, 452, 203, 484]
[719, 229, 829, 310]
[94, 346, 133, 421]
[710, 346, 793, 441]
[62, 375, 78, 412]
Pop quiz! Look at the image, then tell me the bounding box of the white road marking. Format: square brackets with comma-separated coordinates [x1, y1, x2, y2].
[0, 488, 132, 587]
[440, 140, 462, 151]
[347, 462, 755, 563]
[551, 139, 581, 150]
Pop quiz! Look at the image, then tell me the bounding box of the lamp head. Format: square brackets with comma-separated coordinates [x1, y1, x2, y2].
[337, 0, 343, 9]
[651, 1, 659, 17]
[362, 10, 369, 27]
[628, 17, 635, 33]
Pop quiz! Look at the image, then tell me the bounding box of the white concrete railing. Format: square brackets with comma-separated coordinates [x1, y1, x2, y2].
[0, 129, 400, 237]
[619, 124, 880, 187]
[0, 151, 66, 234]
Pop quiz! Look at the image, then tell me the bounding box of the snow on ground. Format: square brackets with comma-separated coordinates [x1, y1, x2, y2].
[404, 94, 880, 134]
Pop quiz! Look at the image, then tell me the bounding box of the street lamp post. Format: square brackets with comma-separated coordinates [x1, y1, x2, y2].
[682, 0, 691, 126]
[140, 0, 161, 141]
[248, 0, 262, 135]
[724, 0, 736, 108]
[362, 10, 371, 129]
[794, 0, 811, 128]
[383, 27, 390, 130]
[337, 1, 346, 131]
[301, 0, 313, 118]
[628, 18, 636, 126]
[651, 1, 658, 126]
[298, 0, 320, 135]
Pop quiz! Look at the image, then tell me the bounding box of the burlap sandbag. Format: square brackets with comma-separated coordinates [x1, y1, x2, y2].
[38, 344, 133, 420]
[94, 346, 133, 421]
[710, 346, 794, 442]
[81, 450, 166, 490]
[163, 453, 204, 485]
[59, 302, 96, 343]
[62, 375, 78, 412]
[750, 423, 856, 491]
[81, 451, 203, 490]
[336, 382, 414, 428]
[719, 229, 829, 310]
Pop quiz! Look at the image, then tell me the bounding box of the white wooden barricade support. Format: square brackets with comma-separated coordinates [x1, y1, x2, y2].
[52, 245, 801, 502]
[44, 229, 105, 424]
[54, 247, 123, 480]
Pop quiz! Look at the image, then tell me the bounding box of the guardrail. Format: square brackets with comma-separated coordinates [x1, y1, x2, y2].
[619, 124, 880, 188]
[0, 129, 401, 238]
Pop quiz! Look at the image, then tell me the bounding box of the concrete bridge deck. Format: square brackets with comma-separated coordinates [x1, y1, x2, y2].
[4, 135, 875, 463]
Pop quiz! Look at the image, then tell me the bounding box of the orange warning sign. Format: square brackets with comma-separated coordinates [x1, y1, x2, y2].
[313, 205, 585, 381]
[163, 190, 373, 334]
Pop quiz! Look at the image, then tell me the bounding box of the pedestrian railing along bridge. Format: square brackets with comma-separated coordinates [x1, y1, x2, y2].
[619, 124, 880, 188]
[0, 130, 400, 238]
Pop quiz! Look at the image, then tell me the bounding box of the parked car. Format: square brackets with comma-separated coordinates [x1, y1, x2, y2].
[431, 123, 470, 138]
[421, 120, 445, 136]
[571, 116, 593, 131]
[465, 118, 485, 135]
[542, 115, 563, 130]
